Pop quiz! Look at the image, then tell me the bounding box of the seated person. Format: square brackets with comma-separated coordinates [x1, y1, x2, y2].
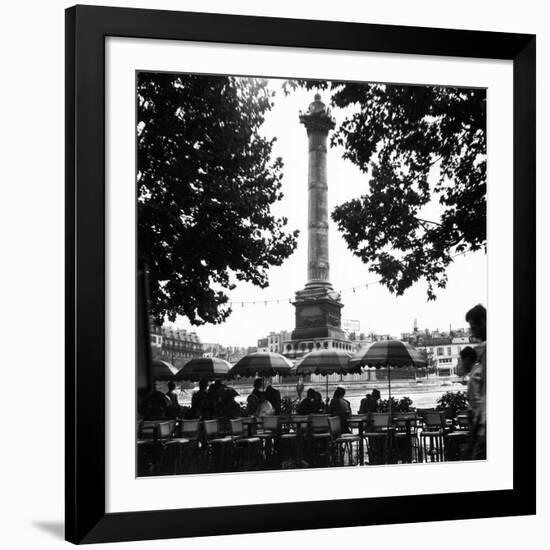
[144, 390, 171, 420]
[165, 381, 181, 418]
[329, 386, 351, 432]
[255, 391, 275, 418]
[359, 388, 381, 414]
[246, 378, 263, 416]
[191, 380, 209, 418]
[265, 384, 282, 414]
[221, 387, 242, 418]
[298, 388, 317, 415]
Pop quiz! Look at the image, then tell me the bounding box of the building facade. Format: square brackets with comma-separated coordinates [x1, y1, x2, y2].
[256, 331, 293, 354]
[399, 322, 480, 376]
[150, 324, 203, 368]
[202, 343, 250, 363]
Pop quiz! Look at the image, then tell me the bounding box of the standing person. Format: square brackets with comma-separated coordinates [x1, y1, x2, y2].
[191, 380, 209, 418]
[458, 346, 478, 382]
[265, 384, 282, 414]
[465, 304, 487, 460]
[246, 378, 263, 416]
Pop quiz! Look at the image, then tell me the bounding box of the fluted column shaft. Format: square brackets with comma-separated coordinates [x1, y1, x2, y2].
[306, 129, 330, 287]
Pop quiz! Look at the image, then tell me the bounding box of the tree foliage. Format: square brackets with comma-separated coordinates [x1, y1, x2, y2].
[287, 80, 486, 299]
[138, 73, 298, 325]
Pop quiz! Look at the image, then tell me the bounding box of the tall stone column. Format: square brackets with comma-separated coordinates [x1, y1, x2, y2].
[299, 94, 335, 289]
[289, 94, 345, 343]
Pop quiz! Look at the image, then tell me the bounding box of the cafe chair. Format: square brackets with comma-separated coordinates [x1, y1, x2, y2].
[137, 420, 160, 475]
[255, 415, 282, 463]
[278, 415, 309, 467]
[393, 412, 420, 463]
[328, 416, 361, 466]
[203, 419, 234, 472]
[364, 413, 392, 465]
[229, 418, 262, 470]
[419, 411, 447, 462]
[309, 414, 332, 466]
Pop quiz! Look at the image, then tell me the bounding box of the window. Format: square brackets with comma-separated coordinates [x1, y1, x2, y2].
[437, 347, 443, 355]
[447, 347, 452, 355]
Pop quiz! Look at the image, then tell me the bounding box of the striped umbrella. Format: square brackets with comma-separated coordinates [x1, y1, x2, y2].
[229, 352, 293, 379]
[294, 349, 357, 401]
[349, 340, 427, 412]
[173, 357, 231, 382]
[152, 360, 178, 382]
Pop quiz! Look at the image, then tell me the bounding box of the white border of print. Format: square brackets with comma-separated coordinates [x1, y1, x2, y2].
[105, 37, 513, 514]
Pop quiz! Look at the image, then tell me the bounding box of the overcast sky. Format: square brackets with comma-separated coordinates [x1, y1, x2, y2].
[173, 78, 487, 347]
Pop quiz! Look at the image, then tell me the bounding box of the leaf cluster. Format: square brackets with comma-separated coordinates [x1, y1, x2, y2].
[287, 79, 486, 299]
[138, 73, 298, 324]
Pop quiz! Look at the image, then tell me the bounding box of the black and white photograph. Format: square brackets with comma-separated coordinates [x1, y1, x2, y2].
[136, 71, 488, 476]
[0, 0, 542, 546]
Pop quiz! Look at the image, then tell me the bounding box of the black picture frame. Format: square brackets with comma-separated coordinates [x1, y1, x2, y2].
[65, 4, 536, 544]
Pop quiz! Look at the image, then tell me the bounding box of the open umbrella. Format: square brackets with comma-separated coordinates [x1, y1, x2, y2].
[229, 352, 293, 379]
[349, 340, 426, 413]
[174, 357, 231, 382]
[152, 359, 178, 381]
[294, 349, 357, 402]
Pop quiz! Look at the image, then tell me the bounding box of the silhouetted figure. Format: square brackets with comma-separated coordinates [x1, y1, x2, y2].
[207, 380, 226, 418]
[165, 381, 181, 418]
[191, 380, 209, 418]
[221, 387, 241, 418]
[246, 378, 263, 416]
[359, 388, 381, 414]
[265, 384, 282, 414]
[298, 388, 325, 414]
[465, 304, 487, 460]
[255, 391, 275, 418]
[329, 386, 351, 432]
[145, 390, 171, 420]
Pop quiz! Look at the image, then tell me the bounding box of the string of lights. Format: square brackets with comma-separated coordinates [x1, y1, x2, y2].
[227, 250, 471, 307]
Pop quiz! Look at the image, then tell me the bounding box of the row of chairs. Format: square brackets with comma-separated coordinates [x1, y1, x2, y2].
[344, 410, 471, 464]
[202, 414, 363, 471]
[137, 410, 472, 475]
[137, 414, 363, 474]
